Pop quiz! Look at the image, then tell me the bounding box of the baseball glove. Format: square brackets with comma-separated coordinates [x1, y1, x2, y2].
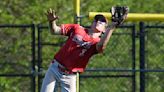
[110, 6, 129, 26]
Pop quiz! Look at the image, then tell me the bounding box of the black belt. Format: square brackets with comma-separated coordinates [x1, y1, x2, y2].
[53, 60, 73, 74]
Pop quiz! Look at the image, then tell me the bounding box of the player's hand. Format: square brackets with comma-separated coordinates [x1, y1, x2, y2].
[110, 6, 129, 26]
[46, 8, 59, 22]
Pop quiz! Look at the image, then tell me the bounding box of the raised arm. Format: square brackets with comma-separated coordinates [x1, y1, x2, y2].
[46, 8, 61, 35]
[96, 6, 129, 52]
[96, 22, 117, 52]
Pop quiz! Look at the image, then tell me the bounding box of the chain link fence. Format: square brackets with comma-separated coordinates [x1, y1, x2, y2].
[144, 24, 164, 92]
[0, 23, 164, 92]
[0, 24, 36, 92]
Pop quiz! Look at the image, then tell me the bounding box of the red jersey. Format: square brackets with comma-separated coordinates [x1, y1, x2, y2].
[54, 24, 100, 71]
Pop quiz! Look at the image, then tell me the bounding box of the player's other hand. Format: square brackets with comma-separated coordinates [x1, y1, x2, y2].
[46, 8, 59, 22]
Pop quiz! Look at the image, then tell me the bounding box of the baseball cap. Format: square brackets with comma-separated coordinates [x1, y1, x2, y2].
[94, 14, 108, 23]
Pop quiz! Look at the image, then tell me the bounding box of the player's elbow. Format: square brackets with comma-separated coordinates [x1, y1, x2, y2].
[50, 26, 61, 35]
[50, 29, 55, 34]
[96, 44, 106, 53]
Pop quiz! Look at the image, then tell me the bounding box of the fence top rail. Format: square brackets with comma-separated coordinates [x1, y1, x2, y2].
[145, 25, 164, 28]
[0, 24, 34, 28]
[77, 24, 135, 28]
[85, 68, 164, 72]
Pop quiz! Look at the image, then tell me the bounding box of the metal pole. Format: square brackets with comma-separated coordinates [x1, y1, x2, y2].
[31, 24, 36, 92]
[74, 0, 80, 24]
[37, 24, 42, 92]
[131, 24, 136, 92]
[89, 12, 164, 21]
[76, 72, 80, 92]
[74, 0, 81, 91]
[139, 22, 145, 92]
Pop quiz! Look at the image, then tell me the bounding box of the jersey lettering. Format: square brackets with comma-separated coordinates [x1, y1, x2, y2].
[72, 34, 92, 56]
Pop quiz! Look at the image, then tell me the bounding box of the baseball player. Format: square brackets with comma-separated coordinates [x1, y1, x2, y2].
[41, 6, 128, 92]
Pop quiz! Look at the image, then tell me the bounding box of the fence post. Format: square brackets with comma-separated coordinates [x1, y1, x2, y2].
[74, 0, 81, 24]
[139, 22, 145, 92]
[37, 24, 43, 92]
[131, 24, 136, 92]
[31, 24, 36, 92]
